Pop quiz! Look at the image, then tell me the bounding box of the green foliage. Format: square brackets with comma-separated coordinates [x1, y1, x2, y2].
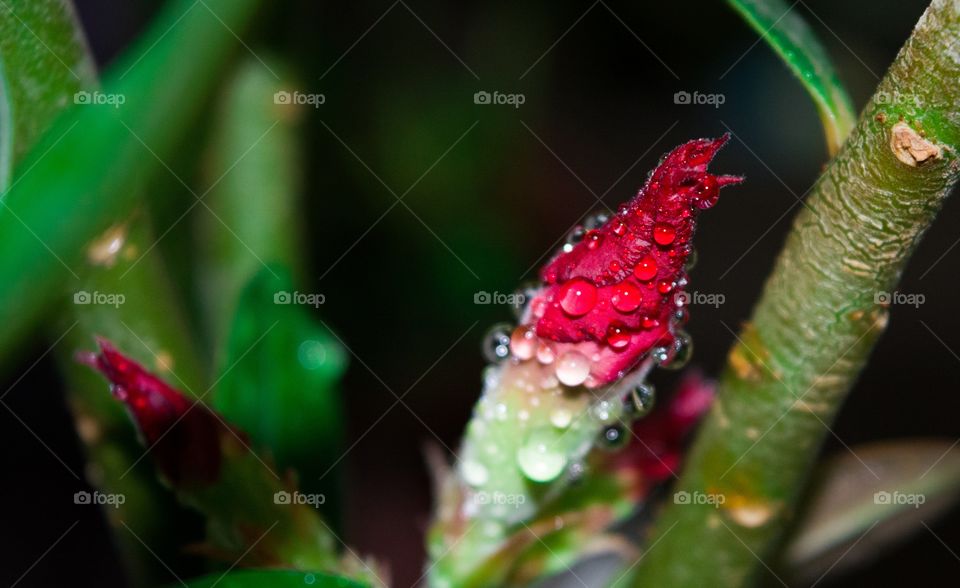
[0, 0, 95, 188]
[181, 569, 367, 588]
[728, 0, 856, 153]
[214, 265, 347, 496]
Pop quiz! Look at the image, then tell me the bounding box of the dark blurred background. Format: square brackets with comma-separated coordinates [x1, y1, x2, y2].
[2, 0, 958, 586]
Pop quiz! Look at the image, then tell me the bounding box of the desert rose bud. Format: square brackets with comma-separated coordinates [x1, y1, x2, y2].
[77, 338, 236, 487]
[430, 136, 741, 587]
[522, 135, 741, 387]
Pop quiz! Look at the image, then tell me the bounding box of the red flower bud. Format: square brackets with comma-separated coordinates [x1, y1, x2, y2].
[77, 338, 235, 487]
[521, 135, 742, 387]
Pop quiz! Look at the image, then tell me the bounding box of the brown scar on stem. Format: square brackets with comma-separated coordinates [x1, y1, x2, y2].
[890, 121, 942, 166]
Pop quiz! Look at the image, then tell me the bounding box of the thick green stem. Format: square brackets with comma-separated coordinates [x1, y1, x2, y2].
[630, 1, 960, 586]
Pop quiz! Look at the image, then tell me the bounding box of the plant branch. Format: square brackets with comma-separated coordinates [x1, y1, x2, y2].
[629, 1, 960, 585]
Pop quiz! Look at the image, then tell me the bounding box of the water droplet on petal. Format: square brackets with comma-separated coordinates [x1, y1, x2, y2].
[585, 230, 603, 250]
[692, 175, 719, 209]
[557, 278, 597, 317]
[611, 282, 642, 312]
[556, 351, 590, 386]
[537, 342, 556, 365]
[612, 221, 627, 236]
[653, 222, 676, 245]
[657, 280, 674, 295]
[634, 255, 658, 281]
[510, 326, 537, 360]
[606, 323, 631, 350]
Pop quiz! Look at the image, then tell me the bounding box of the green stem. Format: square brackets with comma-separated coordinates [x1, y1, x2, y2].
[630, 1, 960, 585]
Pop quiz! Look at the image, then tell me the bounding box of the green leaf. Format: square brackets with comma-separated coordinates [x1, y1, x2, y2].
[198, 55, 305, 348]
[0, 0, 96, 189]
[781, 439, 960, 583]
[181, 569, 367, 588]
[727, 0, 856, 153]
[0, 0, 263, 359]
[214, 265, 347, 499]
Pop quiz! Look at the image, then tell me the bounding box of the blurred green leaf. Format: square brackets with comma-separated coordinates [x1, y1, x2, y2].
[181, 569, 367, 588]
[728, 0, 856, 153]
[214, 265, 347, 498]
[0, 0, 96, 188]
[198, 55, 304, 349]
[0, 0, 263, 358]
[782, 439, 960, 583]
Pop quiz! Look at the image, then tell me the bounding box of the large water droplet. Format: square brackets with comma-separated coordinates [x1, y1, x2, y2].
[510, 326, 537, 361]
[550, 408, 572, 429]
[517, 430, 568, 483]
[482, 323, 513, 362]
[461, 460, 489, 486]
[557, 278, 597, 317]
[692, 175, 719, 209]
[606, 323, 631, 350]
[611, 282, 642, 313]
[653, 222, 677, 245]
[556, 351, 590, 386]
[625, 383, 656, 419]
[537, 342, 556, 365]
[634, 255, 658, 281]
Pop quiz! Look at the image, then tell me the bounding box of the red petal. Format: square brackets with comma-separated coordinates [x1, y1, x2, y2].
[526, 135, 741, 386]
[78, 338, 230, 487]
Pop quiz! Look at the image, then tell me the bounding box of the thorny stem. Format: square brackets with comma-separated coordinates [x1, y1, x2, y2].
[630, 1, 960, 586]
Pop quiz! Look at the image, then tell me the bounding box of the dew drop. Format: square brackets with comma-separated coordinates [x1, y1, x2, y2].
[601, 424, 629, 450]
[517, 430, 568, 483]
[556, 351, 590, 386]
[557, 278, 598, 317]
[461, 460, 489, 486]
[653, 222, 676, 245]
[641, 315, 660, 329]
[550, 408, 572, 428]
[537, 342, 556, 365]
[657, 280, 674, 295]
[510, 326, 537, 360]
[634, 255, 658, 281]
[584, 230, 603, 250]
[592, 400, 616, 424]
[612, 221, 627, 236]
[624, 383, 656, 419]
[482, 323, 512, 362]
[584, 211, 610, 230]
[662, 331, 693, 370]
[691, 175, 719, 209]
[606, 323, 631, 350]
[611, 282, 642, 313]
